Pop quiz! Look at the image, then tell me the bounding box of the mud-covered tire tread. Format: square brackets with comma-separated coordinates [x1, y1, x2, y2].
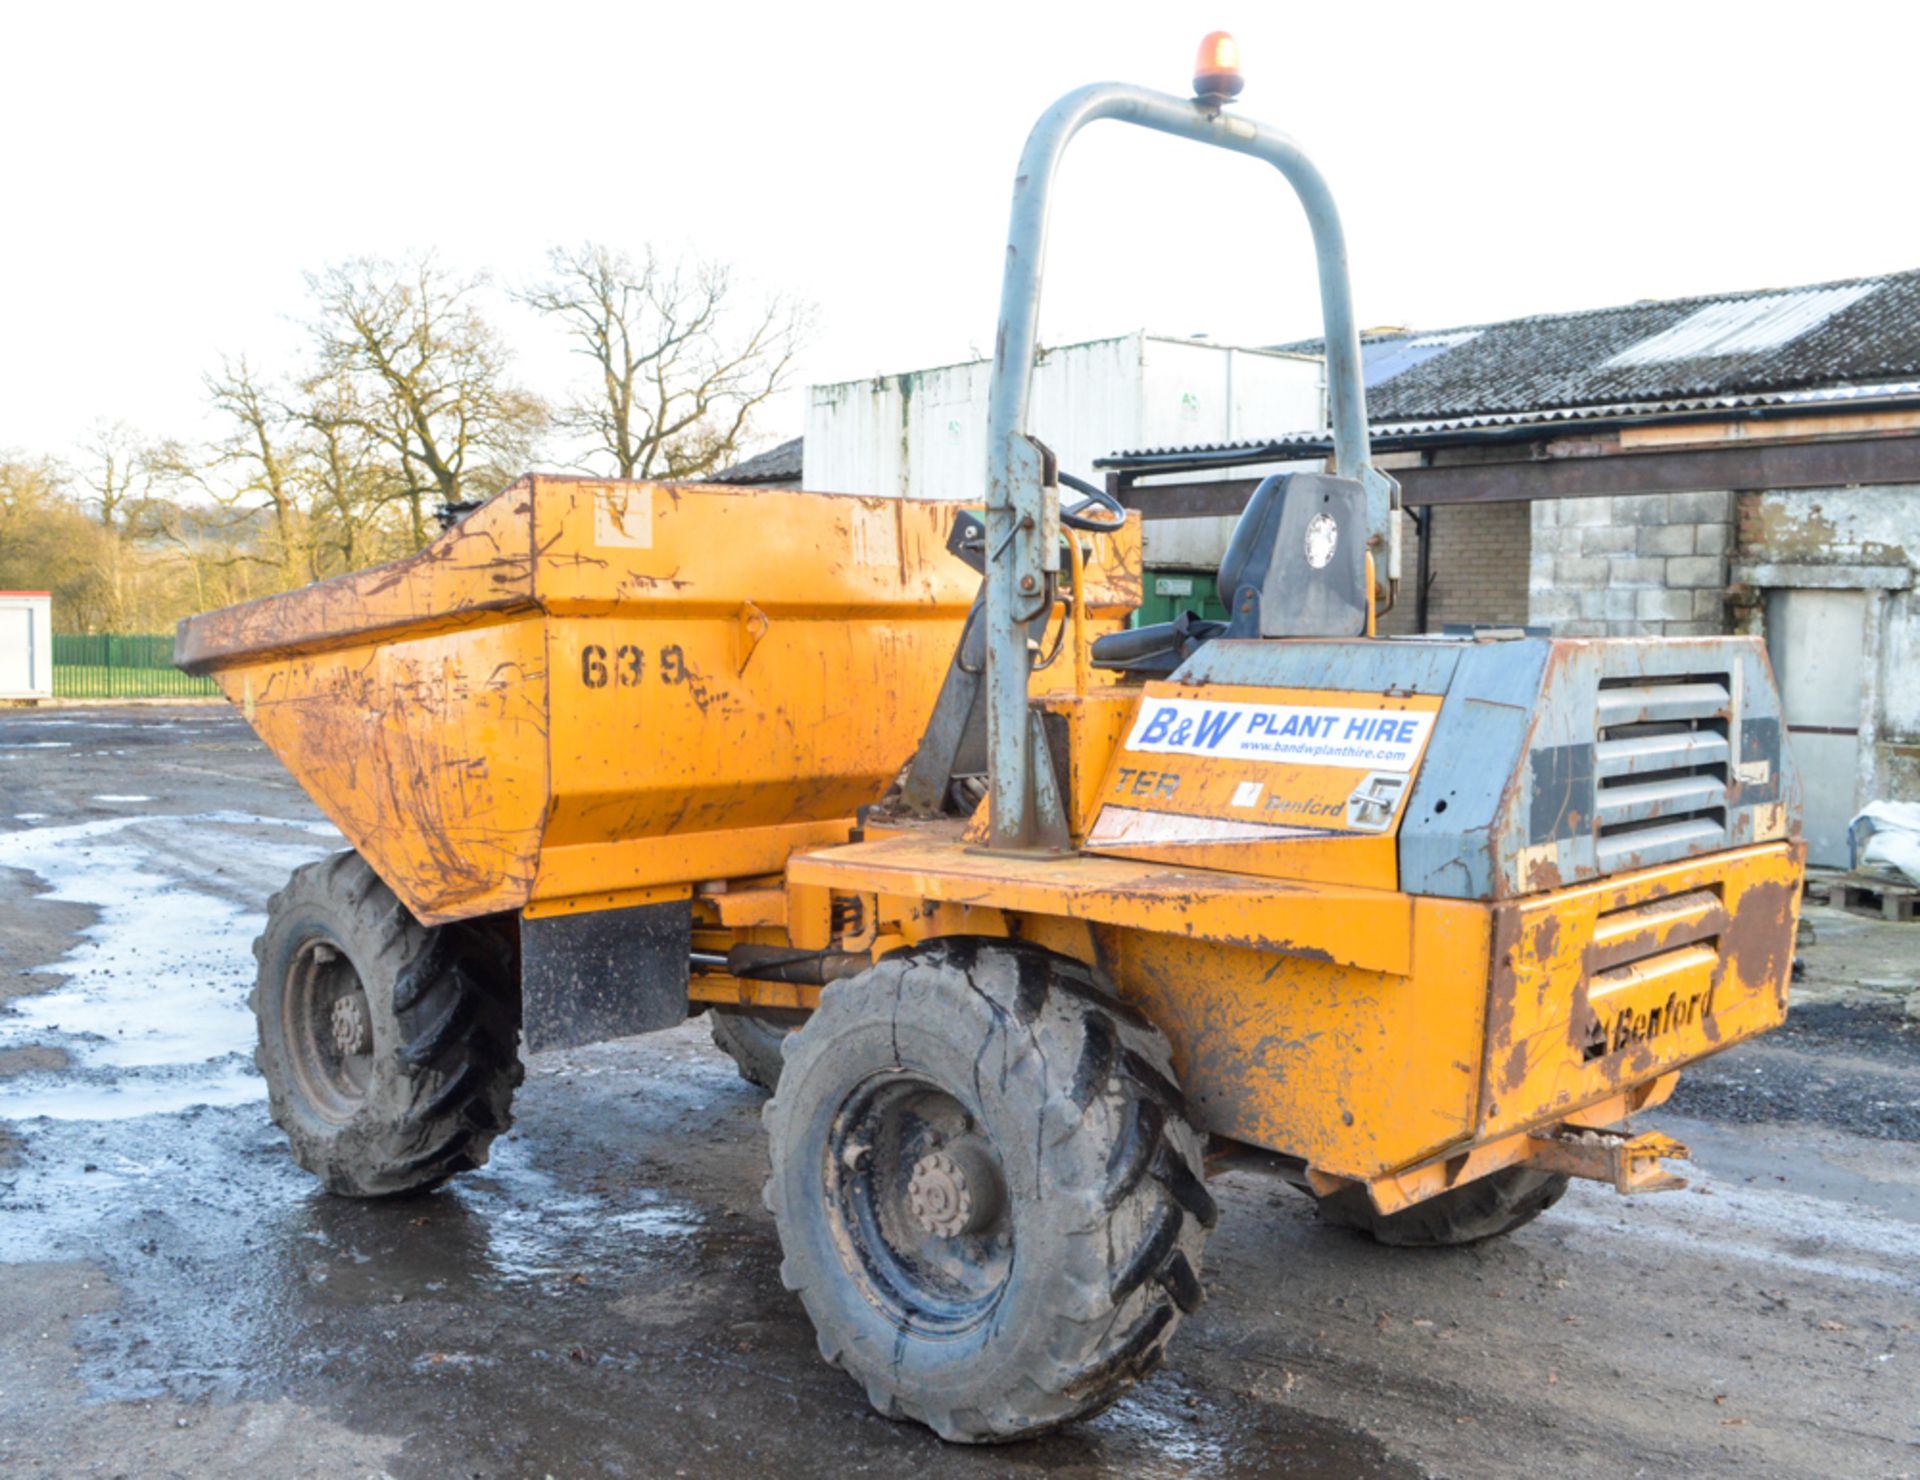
[764, 936, 1212, 1444]
[252, 850, 522, 1198]
[1314, 1165, 1570, 1247]
[1154, 1143, 1220, 1230]
[707, 1007, 796, 1092]
[1103, 1099, 1164, 1208]
[1157, 1251, 1206, 1314]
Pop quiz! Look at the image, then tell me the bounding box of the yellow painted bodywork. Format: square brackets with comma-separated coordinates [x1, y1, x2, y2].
[790, 828, 1800, 1189]
[182, 471, 1801, 1215]
[1479, 844, 1801, 1138]
[177, 474, 1140, 924]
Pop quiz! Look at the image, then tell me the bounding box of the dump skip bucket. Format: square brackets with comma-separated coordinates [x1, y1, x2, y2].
[179, 475, 1138, 924]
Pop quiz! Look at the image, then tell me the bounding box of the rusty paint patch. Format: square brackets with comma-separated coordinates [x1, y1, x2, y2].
[1723, 873, 1799, 1014]
[1501, 1040, 1529, 1096]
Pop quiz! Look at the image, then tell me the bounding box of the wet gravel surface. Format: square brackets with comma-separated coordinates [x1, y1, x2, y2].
[2, 707, 1918, 1479]
[1670, 999, 1920, 1141]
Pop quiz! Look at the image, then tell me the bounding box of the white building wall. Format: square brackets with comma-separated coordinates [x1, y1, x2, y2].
[804, 334, 1323, 577]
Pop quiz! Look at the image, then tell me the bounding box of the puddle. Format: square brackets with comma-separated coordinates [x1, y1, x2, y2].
[462, 1166, 707, 1284]
[0, 811, 340, 1121]
[0, 1101, 710, 1400]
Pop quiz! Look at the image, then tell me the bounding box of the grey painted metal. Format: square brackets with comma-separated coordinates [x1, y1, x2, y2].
[1172, 636, 1464, 696]
[897, 592, 990, 816]
[983, 81, 1383, 849]
[1399, 640, 1555, 899]
[1242, 476, 1369, 638]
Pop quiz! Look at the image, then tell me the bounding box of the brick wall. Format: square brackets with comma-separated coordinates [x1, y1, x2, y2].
[1527, 491, 1733, 636]
[1378, 502, 1533, 635]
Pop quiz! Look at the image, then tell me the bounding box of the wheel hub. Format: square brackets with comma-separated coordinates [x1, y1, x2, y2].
[828, 1077, 1014, 1331]
[906, 1139, 1001, 1238]
[329, 993, 372, 1056]
[283, 936, 375, 1124]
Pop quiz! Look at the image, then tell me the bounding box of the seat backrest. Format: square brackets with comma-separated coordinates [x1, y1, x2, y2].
[1219, 472, 1370, 639]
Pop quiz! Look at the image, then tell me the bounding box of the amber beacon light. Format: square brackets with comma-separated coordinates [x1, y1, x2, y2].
[1192, 31, 1244, 104]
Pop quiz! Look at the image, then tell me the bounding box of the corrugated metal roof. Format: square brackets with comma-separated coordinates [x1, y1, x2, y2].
[1106, 268, 1920, 465]
[1279, 267, 1920, 416]
[704, 436, 803, 486]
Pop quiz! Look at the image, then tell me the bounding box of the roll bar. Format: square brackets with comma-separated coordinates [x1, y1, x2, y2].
[982, 82, 1394, 852]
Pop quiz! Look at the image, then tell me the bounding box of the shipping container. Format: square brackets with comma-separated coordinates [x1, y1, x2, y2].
[0, 592, 52, 700]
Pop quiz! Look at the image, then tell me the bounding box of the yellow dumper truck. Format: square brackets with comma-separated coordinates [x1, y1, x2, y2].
[178, 39, 1803, 1444]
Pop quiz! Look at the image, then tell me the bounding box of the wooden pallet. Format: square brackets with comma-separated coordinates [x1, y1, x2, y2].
[1837, 877, 1920, 923]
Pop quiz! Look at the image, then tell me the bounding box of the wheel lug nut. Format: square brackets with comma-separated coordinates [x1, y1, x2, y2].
[329, 994, 371, 1056]
[907, 1138, 1002, 1238]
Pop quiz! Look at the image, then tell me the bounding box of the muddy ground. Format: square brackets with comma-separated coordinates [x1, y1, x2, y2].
[1, 705, 1916, 1479]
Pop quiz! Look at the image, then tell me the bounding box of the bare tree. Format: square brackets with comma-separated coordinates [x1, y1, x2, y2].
[522, 243, 806, 481]
[76, 421, 154, 531]
[72, 422, 165, 625]
[202, 358, 310, 582]
[309, 255, 545, 544]
[298, 369, 409, 575]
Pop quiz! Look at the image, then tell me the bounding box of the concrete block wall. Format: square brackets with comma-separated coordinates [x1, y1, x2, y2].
[1527, 491, 1734, 636]
[1377, 501, 1532, 635]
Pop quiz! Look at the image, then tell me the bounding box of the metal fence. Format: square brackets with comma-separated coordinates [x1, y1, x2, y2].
[51, 633, 218, 699]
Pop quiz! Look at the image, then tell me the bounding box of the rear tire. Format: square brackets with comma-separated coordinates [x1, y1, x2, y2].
[251, 851, 522, 1198]
[1313, 1166, 1569, 1247]
[764, 938, 1214, 1443]
[708, 1006, 799, 1091]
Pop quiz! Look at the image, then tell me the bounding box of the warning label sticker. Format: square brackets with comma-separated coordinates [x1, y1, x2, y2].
[1123, 697, 1436, 774]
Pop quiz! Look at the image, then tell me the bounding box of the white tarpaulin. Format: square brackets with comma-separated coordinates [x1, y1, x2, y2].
[1849, 801, 1920, 886]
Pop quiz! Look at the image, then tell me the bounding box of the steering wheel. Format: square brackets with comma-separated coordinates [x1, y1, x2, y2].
[1058, 471, 1130, 533]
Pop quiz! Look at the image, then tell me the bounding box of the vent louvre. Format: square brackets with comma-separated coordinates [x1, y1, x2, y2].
[1593, 673, 1731, 871]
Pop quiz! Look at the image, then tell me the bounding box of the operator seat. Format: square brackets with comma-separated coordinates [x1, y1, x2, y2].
[1090, 471, 1371, 675]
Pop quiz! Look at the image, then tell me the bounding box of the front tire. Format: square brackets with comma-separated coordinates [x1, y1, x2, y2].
[763, 939, 1214, 1443]
[251, 851, 522, 1197]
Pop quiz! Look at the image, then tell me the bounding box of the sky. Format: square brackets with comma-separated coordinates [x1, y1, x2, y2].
[5, 0, 1916, 473]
